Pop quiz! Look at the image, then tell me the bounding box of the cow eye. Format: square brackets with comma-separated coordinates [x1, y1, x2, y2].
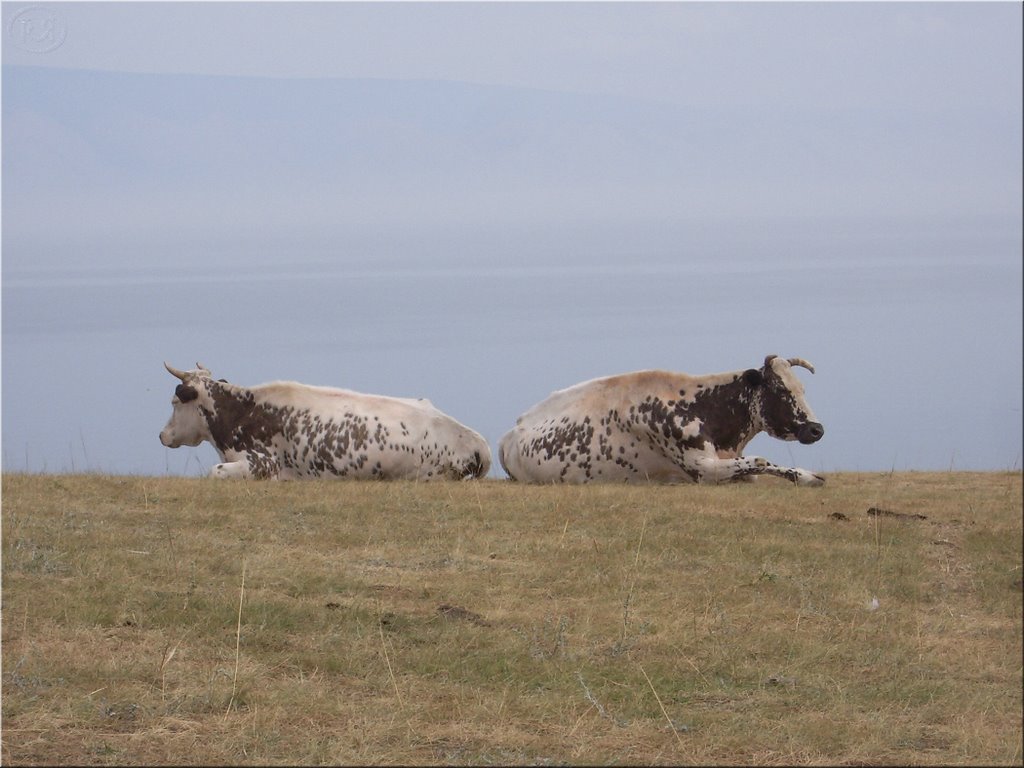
[175, 384, 199, 403]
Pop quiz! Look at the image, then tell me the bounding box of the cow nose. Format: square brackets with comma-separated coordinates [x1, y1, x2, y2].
[798, 422, 824, 444]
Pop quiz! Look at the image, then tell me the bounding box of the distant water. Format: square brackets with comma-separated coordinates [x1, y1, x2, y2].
[2, 254, 1021, 476]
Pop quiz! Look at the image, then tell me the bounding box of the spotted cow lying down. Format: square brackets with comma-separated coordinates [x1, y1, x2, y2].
[160, 363, 491, 480]
[499, 355, 825, 486]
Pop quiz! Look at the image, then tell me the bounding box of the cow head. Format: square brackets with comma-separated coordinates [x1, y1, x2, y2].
[159, 362, 215, 448]
[747, 355, 824, 445]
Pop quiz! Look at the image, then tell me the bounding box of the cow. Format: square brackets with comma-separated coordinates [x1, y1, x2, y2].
[159, 363, 491, 481]
[498, 355, 825, 486]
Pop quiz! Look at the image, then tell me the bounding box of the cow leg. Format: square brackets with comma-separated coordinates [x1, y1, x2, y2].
[210, 451, 281, 480]
[693, 455, 825, 486]
[210, 460, 251, 479]
[731, 457, 825, 486]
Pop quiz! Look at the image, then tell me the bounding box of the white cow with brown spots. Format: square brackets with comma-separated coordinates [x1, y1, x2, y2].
[499, 355, 825, 486]
[160, 363, 491, 480]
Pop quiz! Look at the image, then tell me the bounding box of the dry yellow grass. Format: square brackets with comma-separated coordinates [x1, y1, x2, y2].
[2, 472, 1021, 765]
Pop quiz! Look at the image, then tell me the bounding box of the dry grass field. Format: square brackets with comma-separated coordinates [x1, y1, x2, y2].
[2, 471, 1021, 766]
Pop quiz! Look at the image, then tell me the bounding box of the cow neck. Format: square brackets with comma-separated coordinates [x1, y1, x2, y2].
[681, 374, 760, 453]
[200, 379, 285, 455]
[745, 382, 768, 444]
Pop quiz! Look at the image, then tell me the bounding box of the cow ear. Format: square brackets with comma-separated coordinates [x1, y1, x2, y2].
[175, 384, 199, 403]
[743, 369, 763, 386]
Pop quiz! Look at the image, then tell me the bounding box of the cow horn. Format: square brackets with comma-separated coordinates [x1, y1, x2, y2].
[787, 358, 816, 374]
[196, 362, 210, 373]
[164, 362, 188, 381]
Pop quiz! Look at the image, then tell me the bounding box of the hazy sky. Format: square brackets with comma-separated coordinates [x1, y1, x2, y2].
[2, 2, 1022, 477]
[4, 2, 1019, 111]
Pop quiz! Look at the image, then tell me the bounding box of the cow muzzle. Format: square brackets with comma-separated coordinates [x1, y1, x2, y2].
[797, 422, 825, 445]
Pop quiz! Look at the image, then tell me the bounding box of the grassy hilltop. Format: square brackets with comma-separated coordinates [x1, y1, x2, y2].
[2, 472, 1021, 765]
